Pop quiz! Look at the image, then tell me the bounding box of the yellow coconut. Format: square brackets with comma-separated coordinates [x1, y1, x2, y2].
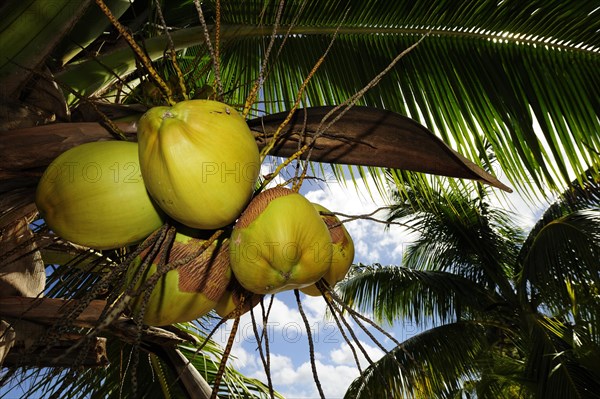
[229, 187, 333, 295]
[300, 204, 355, 296]
[35, 141, 164, 250]
[127, 230, 231, 326]
[137, 100, 261, 229]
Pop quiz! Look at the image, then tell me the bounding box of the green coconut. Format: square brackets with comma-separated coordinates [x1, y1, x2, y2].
[137, 99, 261, 229]
[300, 203, 355, 296]
[127, 230, 231, 326]
[35, 141, 164, 250]
[229, 187, 333, 295]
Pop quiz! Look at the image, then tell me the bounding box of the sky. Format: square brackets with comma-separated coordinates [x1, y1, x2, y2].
[206, 160, 548, 399]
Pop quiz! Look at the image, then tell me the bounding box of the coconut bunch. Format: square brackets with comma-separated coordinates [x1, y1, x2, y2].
[35, 99, 354, 326]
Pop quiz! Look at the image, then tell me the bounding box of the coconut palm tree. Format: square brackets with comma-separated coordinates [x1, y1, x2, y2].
[339, 171, 600, 398]
[0, 0, 599, 397]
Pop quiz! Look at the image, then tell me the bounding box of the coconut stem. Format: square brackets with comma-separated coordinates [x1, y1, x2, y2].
[294, 289, 325, 399]
[210, 315, 239, 399]
[250, 302, 275, 399]
[193, 0, 224, 98]
[320, 283, 364, 374]
[242, 0, 286, 118]
[152, 0, 188, 101]
[94, 0, 176, 105]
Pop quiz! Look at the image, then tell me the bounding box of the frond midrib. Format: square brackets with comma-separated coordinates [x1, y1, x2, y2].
[202, 24, 600, 56]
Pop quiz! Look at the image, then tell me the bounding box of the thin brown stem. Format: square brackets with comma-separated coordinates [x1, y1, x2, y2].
[250, 305, 274, 399]
[325, 284, 404, 349]
[153, 0, 188, 100]
[94, 0, 175, 105]
[242, 0, 286, 117]
[193, 0, 224, 98]
[294, 289, 325, 398]
[210, 315, 240, 399]
[321, 287, 364, 374]
[214, 0, 221, 84]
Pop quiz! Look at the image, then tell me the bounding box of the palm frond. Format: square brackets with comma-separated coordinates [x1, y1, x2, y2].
[387, 177, 522, 297]
[338, 264, 500, 326]
[524, 314, 600, 399]
[52, 0, 600, 196]
[526, 171, 600, 233]
[519, 173, 600, 314]
[344, 321, 489, 399]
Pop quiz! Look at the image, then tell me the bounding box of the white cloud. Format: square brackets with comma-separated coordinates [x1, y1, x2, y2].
[247, 353, 361, 399]
[329, 340, 385, 368]
[300, 295, 329, 321]
[302, 171, 412, 266]
[303, 360, 361, 398]
[227, 340, 259, 371]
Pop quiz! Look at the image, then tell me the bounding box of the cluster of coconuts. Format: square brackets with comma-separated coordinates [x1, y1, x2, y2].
[35, 100, 354, 326]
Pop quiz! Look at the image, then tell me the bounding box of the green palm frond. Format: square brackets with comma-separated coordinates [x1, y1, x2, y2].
[524, 314, 600, 399]
[387, 178, 522, 299]
[519, 173, 600, 315]
[520, 209, 600, 306]
[338, 264, 500, 326]
[344, 321, 489, 399]
[525, 171, 600, 236]
[465, 353, 531, 399]
[52, 0, 600, 196]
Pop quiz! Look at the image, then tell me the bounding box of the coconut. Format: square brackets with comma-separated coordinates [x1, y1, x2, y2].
[137, 99, 261, 229]
[300, 204, 355, 296]
[127, 230, 231, 326]
[35, 141, 164, 250]
[229, 187, 333, 295]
